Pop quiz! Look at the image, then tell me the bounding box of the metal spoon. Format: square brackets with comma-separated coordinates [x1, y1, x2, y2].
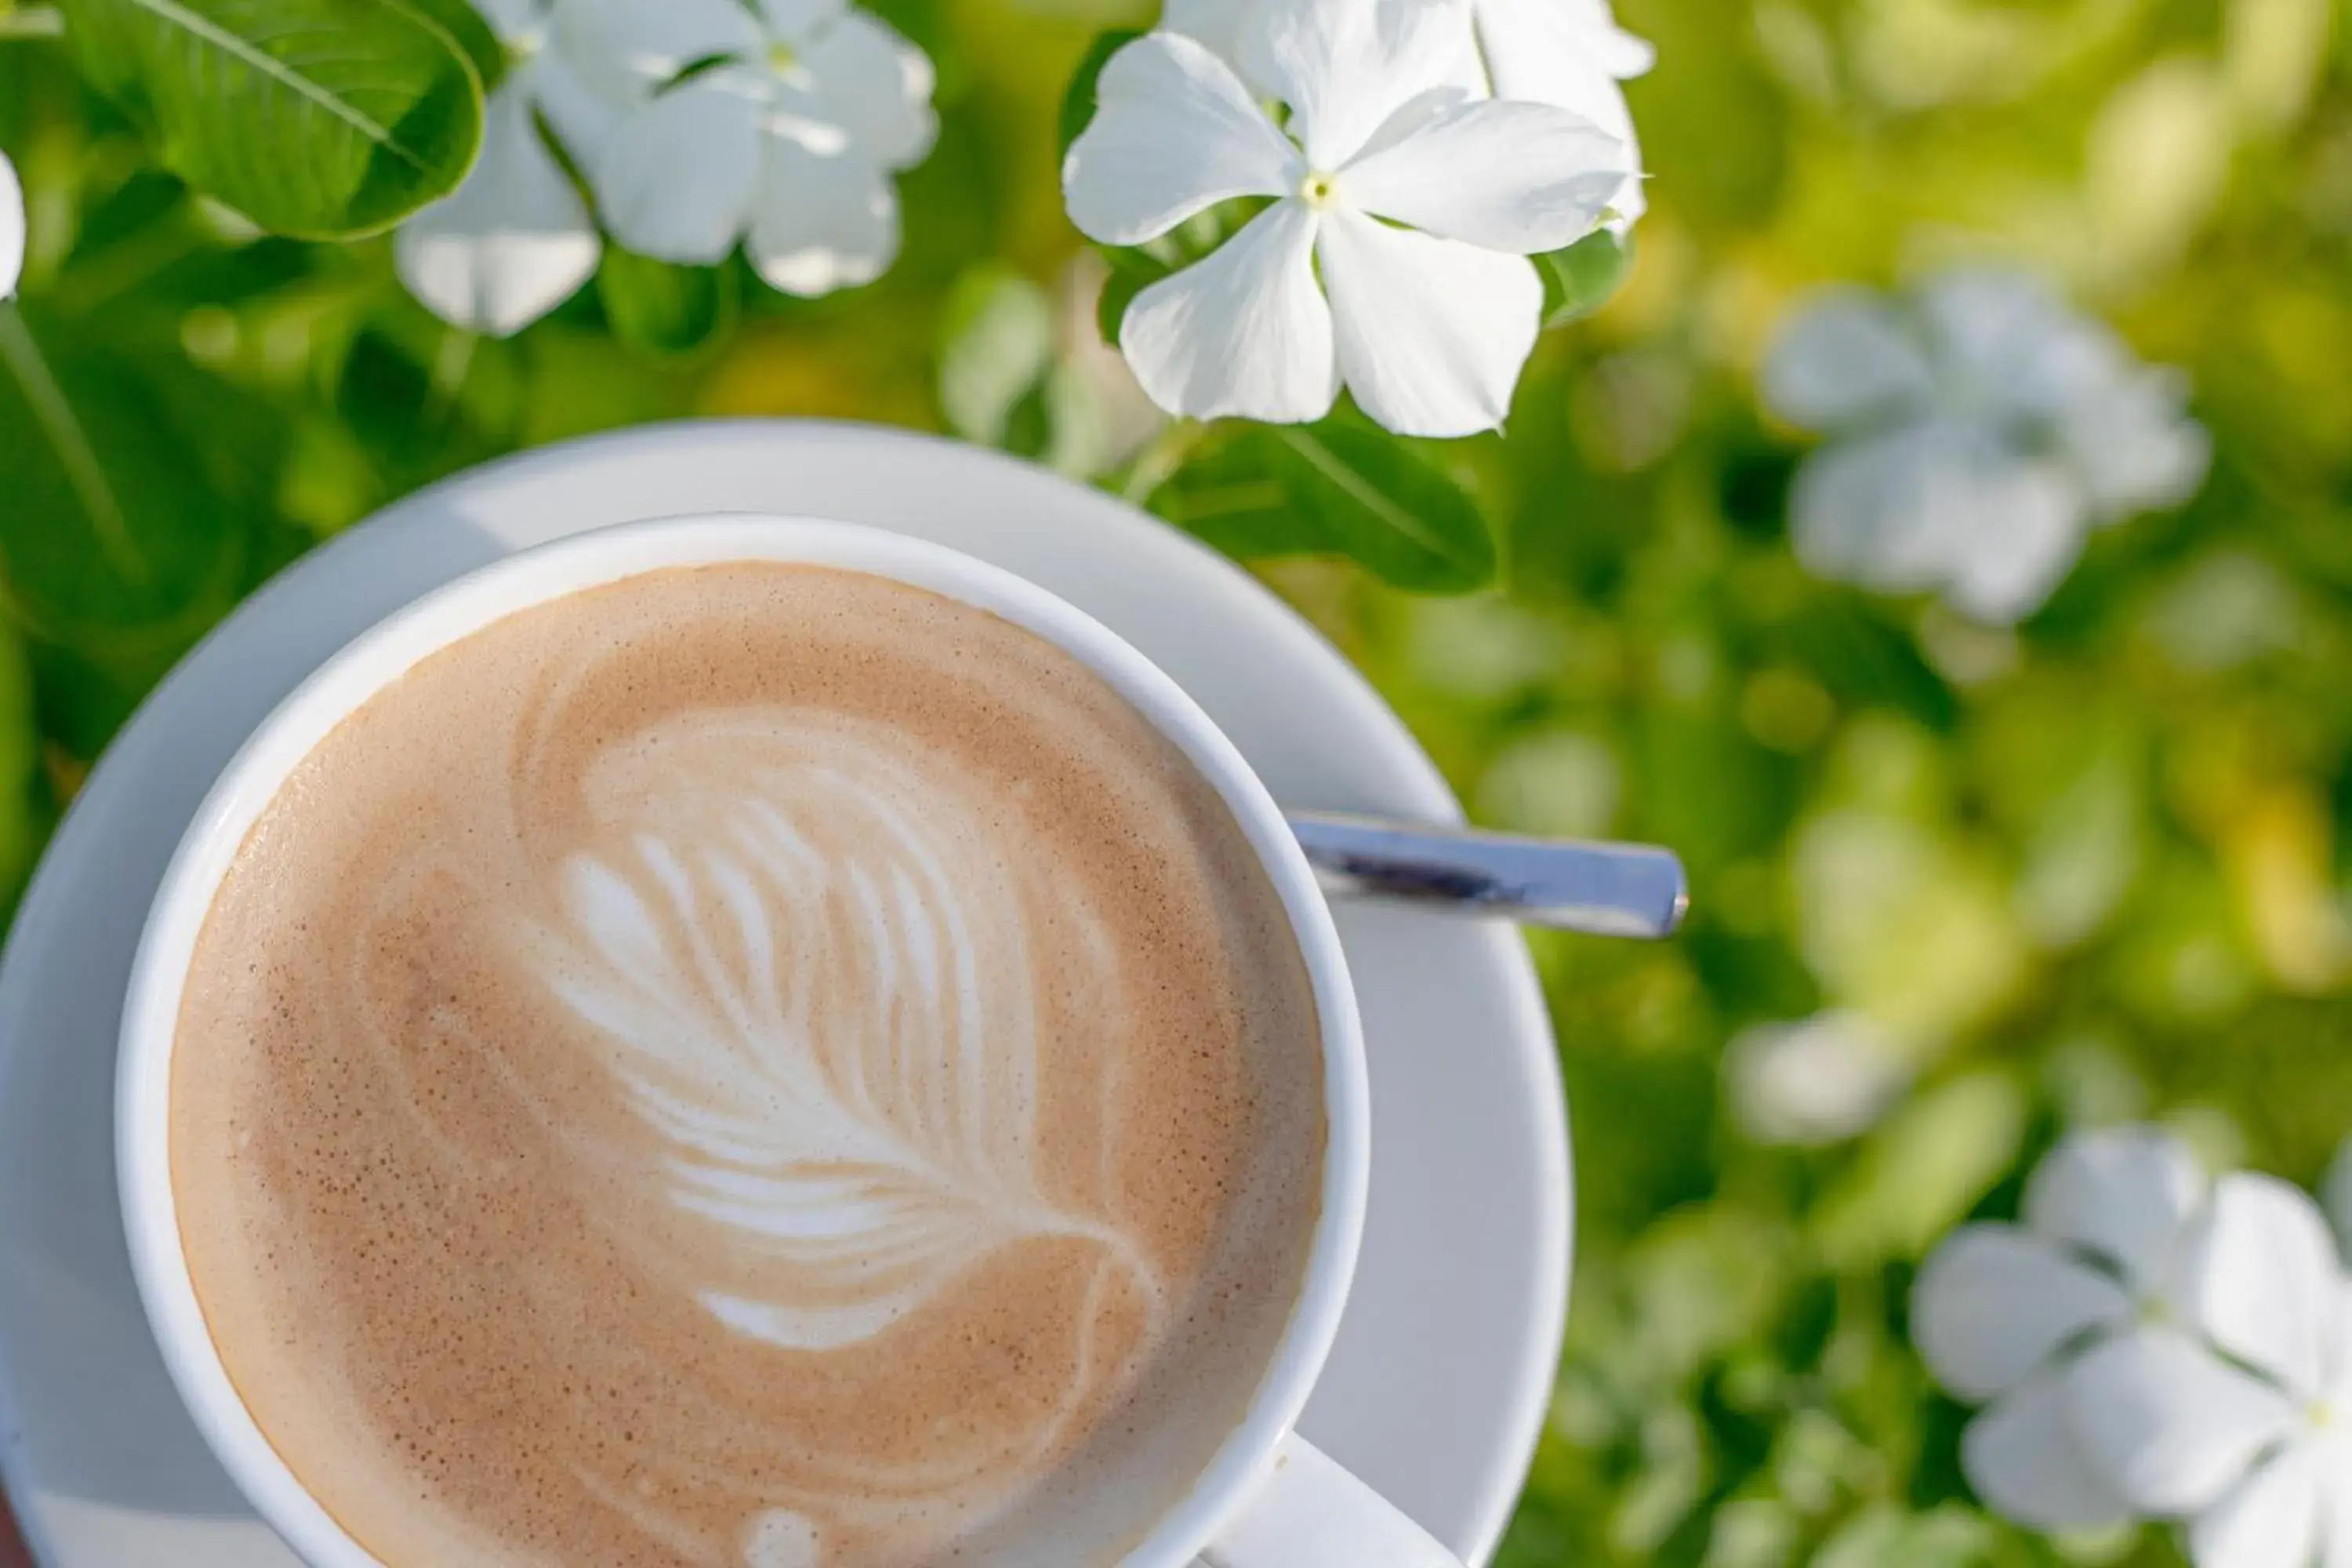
[1287, 812, 1689, 939]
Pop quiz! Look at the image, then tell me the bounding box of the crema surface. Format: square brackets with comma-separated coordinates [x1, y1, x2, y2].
[170, 563, 1325, 1567]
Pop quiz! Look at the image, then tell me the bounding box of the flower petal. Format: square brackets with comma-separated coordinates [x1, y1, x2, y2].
[2188, 1446, 2325, 1568]
[1912, 1225, 2132, 1400]
[1761, 289, 1936, 430]
[1788, 420, 2086, 623]
[1162, 0, 1251, 63]
[1062, 32, 1297, 247]
[1935, 456, 2089, 625]
[1469, 0, 1650, 225]
[2059, 366, 2212, 521]
[756, 0, 847, 38]
[2023, 1125, 2208, 1299]
[2185, 1173, 2347, 1399]
[1475, 0, 1655, 90]
[746, 141, 897, 297]
[1338, 96, 1628, 254]
[1316, 205, 1538, 437]
[2319, 1432, 2352, 1568]
[1119, 201, 1336, 425]
[1245, 0, 1472, 170]
[1961, 1377, 2136, 1531]
[593, 72, 764, 264]
[524, 49, 623, 172]
[0, 148, 22, 299]
[801, 10, 937, 170]
[2065, 1327, 2299, 1515]
[552, 0, 761, 104]
[396, 85, 601, 336]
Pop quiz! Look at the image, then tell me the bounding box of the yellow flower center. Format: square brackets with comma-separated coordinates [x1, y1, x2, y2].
[768, 40, 801, 74]
[1298, 170, 1341, 209]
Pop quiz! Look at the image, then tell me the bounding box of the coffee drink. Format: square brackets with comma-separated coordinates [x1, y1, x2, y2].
[168, 563, 1326, 1567]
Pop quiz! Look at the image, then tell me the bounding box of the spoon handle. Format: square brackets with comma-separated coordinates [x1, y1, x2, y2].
[1286, 812, 1690, 939]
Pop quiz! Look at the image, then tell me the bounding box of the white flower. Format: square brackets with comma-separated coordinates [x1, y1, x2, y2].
[1, 147, 24, 299]
[1062, 0, 1629, 438]
[583, 0, 936, 298]
[394, 0, 622, 336]
[2065, 1174, 2352, 1568]
[1912, 1127, 2209, 1530]
[1762, 268, 2211, 624]
[1166, 0, 1650, 228]
[1725, 1011, 1910, 1146]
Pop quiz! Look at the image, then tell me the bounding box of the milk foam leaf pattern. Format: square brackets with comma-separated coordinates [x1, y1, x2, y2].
[529, 712, 1164, 1352]
[1151, 416, 1497, 593]
[58, 0, 485, 238]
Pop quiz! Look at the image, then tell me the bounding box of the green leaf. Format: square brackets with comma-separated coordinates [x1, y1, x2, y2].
[1057, 28, 1142, 159]
[937, 265, 1054, 446]
[1093, 245, 1168, 347]
[0, 304, 256, 692]
[1538, 230, 1635, 328]
[1152, 417, 1497, 593]
[399, 0, 503, 92]
[597, 249, 737, 358]
[59, 0, 485, 238]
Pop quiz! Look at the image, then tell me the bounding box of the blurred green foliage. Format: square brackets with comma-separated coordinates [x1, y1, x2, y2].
[5, 0, 2352, 1563]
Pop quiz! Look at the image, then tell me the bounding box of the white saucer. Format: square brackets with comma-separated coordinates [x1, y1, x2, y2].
[0, 422, 1569, 1567]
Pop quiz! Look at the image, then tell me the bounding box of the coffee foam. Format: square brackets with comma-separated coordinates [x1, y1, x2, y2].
[169, 564, 1324, 1567]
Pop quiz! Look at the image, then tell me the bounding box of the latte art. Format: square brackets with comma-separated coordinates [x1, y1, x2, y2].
[531, 710, 1167, 1353]
[169, 563, 1324, 1567]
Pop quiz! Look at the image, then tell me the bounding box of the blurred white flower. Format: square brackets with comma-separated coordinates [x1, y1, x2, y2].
[1762, 269, 2211, 624]
[2067, 1174, 2352, 1568]
[1, 147, 24, 299]
[394, 0, 624, 336]
[1455, 0, 1650, 231]
[583, 0, 936, 297]
[1726, 1011, 1910, 1146]
[1912, 1127, 2207, 1530]
[1062, 0, 1628, 437]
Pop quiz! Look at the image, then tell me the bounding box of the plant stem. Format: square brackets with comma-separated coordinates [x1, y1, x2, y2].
[0, 307, 149, 588]
[1117, 418, 1210, 505]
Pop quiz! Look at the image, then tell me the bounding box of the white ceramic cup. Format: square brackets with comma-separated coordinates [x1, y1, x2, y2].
[116, 515, 1467, 1568]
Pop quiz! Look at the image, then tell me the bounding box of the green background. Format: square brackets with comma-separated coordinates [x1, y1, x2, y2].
[5, 0, 2352, 1563]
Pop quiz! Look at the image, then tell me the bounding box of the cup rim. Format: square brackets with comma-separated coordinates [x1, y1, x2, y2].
[115, 513, 1371, 1568]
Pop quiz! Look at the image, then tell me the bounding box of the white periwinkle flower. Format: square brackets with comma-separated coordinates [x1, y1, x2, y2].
[395, 0, 622, 336]
[1763, 268, 2211, 625]
[1912, 1127, 2209, 1530]
[583, 0, 936, 298]
[1, 147, 24, 300]
[2066, 1174, 2352, 1568]
[1063, 0, 1630, 438]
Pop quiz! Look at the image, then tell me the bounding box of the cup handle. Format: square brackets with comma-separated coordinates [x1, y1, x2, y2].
[1200, 1431, 1462, 1567]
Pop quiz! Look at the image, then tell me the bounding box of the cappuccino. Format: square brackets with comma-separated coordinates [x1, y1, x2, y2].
[169, 563, 1325, 1566]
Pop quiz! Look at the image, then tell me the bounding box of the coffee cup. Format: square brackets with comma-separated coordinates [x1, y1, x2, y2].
[118, 516, 1465, 1567]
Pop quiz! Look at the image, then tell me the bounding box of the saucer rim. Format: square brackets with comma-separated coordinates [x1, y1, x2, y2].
[0, 419, 1570, 1567]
